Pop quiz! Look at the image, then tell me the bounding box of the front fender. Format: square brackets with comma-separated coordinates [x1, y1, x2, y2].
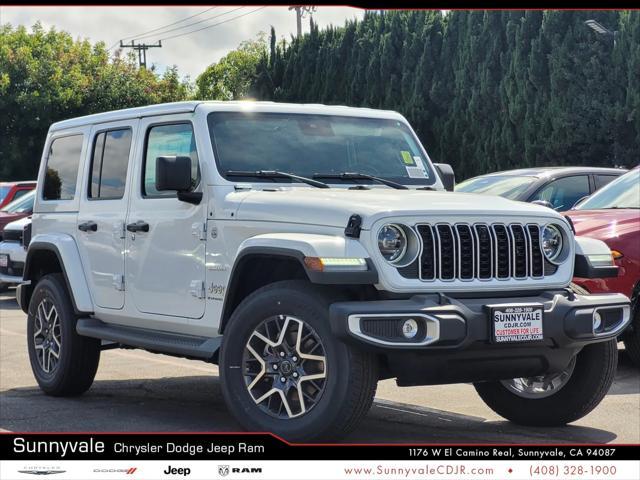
[574, 236, 619, 279]
[23, 233, 94, 314]
[235, 233, 377, 285]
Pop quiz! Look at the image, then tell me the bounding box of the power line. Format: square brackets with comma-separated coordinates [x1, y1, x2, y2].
[158, 7, 267, 42]
[133, 6, 246, 42]
[107, 6, 217, 50]
[120, 7, 217, 43]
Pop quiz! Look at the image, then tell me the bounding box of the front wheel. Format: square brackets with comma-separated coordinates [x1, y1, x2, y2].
[219, 280, 378, 442]
[27, 273, 101, 396]
[474, 340, 617, 426]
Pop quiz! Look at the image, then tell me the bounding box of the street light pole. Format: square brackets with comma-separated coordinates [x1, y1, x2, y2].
[585, 19, 618, 47]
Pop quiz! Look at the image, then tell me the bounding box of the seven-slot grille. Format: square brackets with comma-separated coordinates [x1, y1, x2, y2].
[415, 223, 545, 281]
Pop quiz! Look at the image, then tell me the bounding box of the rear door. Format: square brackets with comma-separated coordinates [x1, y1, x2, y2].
[125, 117, 206, 319]
[77, 120, 137, 310]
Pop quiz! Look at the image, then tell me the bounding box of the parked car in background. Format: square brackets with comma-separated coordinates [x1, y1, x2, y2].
[566, 168, 640, 367]
[0, 181, 36, 209]
[455, 167, 626, 211]
[0, 189, 35, 241]
[0, 216, 30, 292]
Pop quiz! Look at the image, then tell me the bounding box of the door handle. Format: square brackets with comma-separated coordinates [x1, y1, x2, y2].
[78, 221, 98, 232]
[126, 220, 150, 233]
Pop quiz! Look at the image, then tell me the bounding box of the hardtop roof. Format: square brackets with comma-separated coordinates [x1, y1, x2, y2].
[49, 101, 406, 131]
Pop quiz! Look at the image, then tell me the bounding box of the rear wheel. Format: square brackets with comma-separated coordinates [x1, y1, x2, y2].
[27, 274, 101, 396]
[219, 280, 378, 442]
[474, 340, 617, 426]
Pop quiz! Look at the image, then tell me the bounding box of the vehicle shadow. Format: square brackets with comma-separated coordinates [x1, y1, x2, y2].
[0, 290, 19, 312]
[0, 375, 618, 444]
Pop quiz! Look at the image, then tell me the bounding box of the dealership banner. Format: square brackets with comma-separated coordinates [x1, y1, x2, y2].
[1, 434, 639, 479]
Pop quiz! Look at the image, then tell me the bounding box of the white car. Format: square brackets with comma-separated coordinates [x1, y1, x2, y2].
[0, 216, 30, 291]
[17, 101, 630, 441]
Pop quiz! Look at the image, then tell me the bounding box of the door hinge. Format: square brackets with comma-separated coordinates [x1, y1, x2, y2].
[192, 222, 207, 241]
[112, 274, 125, 291]
[189, 280, 206, 299]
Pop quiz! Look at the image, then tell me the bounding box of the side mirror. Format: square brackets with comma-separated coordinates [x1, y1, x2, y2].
[156, 156, 192, 192]
[155, 156, 202, 205]
[434, 163, 455, 192]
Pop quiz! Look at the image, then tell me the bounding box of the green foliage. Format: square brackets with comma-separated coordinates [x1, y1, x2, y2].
[253, 11, 639, 179]
[195, 34, 267, 101]
[0, 23, 191, 180]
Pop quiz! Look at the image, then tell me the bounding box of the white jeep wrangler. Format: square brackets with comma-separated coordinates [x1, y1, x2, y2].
[18, 102, 630, 441]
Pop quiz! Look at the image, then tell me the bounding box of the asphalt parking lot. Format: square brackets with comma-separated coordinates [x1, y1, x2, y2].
[1, 289, 638, 443]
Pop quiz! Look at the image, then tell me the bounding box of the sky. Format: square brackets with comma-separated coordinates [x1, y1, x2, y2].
[0, 6, 365, 79]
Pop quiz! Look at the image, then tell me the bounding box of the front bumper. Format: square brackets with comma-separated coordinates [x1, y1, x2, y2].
[0, 241, 26, 285]
[329, 290, 630, 385]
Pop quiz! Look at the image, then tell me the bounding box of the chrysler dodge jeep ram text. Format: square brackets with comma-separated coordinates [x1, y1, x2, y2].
[17, 102, 631, 441]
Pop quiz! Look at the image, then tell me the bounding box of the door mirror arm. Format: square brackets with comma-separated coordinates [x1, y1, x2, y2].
[177, 191, 202, 205]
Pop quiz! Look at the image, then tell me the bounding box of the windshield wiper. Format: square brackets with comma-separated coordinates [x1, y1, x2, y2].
[313, 172, 408, 190]
[226, 170, 330, 189]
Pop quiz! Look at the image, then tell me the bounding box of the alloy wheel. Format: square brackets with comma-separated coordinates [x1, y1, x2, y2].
[33, 298, 62, 374]
[501, 356, 577, 399]
[242, 315, 327, 419]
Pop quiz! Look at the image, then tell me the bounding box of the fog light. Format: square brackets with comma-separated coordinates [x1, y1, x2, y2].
[593, 311, 603, 331]
[402, 319, 419, 339]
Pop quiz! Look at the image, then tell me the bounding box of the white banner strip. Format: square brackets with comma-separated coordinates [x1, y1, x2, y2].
[1, 460, 639, 480]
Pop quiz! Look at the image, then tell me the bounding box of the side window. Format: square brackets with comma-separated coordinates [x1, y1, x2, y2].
[531, 175, 590, 211]
[143, 123, 199, 197]
[89, 128, 132, 200]
[43, 135, 84, 201]
[595, 175, 618, 190]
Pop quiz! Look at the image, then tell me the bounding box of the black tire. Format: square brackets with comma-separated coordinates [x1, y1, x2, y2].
[219, 280, 378, 442]
[623, 306, 640, 368]
[27, 273, 100, 396]
[0, 282, 8, 293]
[474, 340, 617, 426]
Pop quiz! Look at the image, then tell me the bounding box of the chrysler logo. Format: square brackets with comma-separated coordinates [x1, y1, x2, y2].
[18, 470, 65, 476]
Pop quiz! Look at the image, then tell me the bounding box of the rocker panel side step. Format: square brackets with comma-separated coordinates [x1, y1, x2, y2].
[76, 318, 220, 360]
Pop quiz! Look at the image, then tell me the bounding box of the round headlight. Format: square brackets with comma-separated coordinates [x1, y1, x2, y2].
[378, 224, 407, 264]
[541, 224, 563, 263]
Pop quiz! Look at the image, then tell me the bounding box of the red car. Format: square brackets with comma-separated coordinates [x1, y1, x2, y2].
[0, 181, 36, 209]
[567, 168, 640, 366]
[0, 189, 35, 241]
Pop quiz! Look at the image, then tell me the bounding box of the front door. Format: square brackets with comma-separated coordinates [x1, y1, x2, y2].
[125, 118, 206, 319]
[77, 120, 137, 310]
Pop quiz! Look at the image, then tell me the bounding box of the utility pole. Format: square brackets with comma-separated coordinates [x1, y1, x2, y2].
[119, 40, 162, 68]
[288, 6, 316, 37]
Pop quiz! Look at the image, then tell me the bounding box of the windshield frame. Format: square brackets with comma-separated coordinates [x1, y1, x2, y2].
[575, 169, 640, 210]
[207, 111, 438, 187]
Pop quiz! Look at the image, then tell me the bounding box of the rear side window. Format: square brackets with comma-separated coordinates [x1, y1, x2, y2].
[594, 174, 619, 190]
[43, 135, 84, 201]
[89, 128, 132, 200]
[143, 123, 199, 197]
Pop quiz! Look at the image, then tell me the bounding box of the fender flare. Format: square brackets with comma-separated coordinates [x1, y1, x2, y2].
[573, 235, 619, 279]
[22, 234, 94, 314]
[219, 233, 377, 333]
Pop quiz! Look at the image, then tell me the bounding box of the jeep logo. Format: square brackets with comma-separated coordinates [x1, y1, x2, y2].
[163, 466, 190, 476]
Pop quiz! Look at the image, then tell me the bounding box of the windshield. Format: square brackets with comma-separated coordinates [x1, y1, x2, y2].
[1, 189, 35, 213]
[208, 112, 436, 186]
[576, 169, 640, 210]
[455, 175, 536, 200]
[0, 186, 10, 203]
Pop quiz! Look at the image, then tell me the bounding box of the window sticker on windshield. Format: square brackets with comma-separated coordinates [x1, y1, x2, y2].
[400, 151, 416, 166]
[406, 166, 427, 178]
[413, 156, 429, 178]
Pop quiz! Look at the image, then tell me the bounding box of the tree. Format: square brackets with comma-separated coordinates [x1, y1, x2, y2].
[195, 34, 267, 100]
[0, 23, 190, 180]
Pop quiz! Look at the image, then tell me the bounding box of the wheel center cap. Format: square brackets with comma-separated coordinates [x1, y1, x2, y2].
[280, 360, 293, 375]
